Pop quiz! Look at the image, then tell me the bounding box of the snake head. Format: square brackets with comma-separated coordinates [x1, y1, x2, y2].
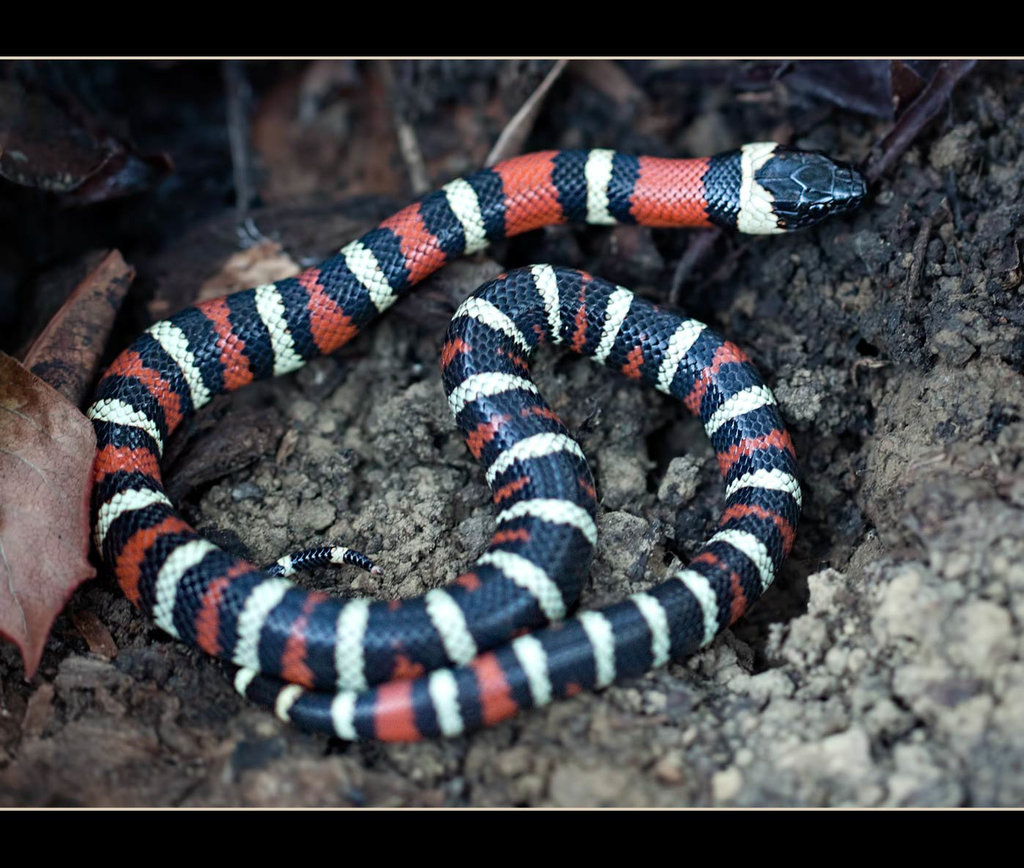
[756, 147, 867, 231]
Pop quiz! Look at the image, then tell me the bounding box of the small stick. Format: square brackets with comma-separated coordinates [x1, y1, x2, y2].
[223, 60, 255, 228]
[864, 60, 977, 184]
[380, 60, 430, 196]
[486, 59, 569, 166]
[905, 214, 932, 296]
[669, 229, 721, 306]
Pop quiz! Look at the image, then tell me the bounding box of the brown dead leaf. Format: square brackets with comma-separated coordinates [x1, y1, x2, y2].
[22, 250, 134, 408]
[69, 610, 118, 659]
[0, 80, 172, 204]
[276, 428, 299, 466]
[0, 352, 96, 678]
[0, 81, 110, 192]
[197, 239, 299, 303]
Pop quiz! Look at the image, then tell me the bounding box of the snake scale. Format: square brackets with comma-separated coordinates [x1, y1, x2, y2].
[86, 143, 866, 740]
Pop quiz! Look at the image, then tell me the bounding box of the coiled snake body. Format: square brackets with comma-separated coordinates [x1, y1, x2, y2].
[87, 144, 865, 740]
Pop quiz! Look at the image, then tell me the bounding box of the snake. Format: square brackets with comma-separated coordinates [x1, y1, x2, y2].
[86, 143, 866, 741]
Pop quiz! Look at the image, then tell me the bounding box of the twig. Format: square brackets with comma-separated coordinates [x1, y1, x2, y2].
[380, 60, 430, 196]
[944, 167, 965, 234]
[864, 60, 977, 184]
[223, 60, 255, 228]
[669, 229, 720, 306]
[905, 214, 932, 296]
[486, 60, 569, 166]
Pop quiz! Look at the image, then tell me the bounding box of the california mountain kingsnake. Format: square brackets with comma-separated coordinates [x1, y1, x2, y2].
[87, 143, 866, 741]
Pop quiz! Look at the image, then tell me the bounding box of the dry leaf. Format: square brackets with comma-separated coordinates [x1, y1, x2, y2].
[69, 610, 117, 660]
[0, 352, 96, 677]
[197, 239, 299, 302]
[0, 80, 172, 203]
[22, 250, 134, 407]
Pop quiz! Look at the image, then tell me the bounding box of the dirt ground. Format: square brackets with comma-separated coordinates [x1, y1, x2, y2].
[2, 60, 1023, 807]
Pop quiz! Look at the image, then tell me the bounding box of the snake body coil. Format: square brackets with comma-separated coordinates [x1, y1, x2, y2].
[87, 144, 865, 740]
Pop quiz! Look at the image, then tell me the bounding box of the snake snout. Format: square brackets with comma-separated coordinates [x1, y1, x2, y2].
[830, 162, 868, 215]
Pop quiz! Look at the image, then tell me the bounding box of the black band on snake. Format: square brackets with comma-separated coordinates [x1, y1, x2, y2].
[86, 144, 865, 740]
